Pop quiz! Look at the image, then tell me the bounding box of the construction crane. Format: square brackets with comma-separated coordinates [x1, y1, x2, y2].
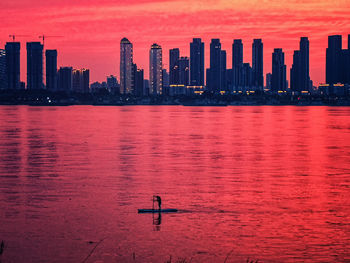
[9, 35, 30, 42]
[39, 35, 63, 46]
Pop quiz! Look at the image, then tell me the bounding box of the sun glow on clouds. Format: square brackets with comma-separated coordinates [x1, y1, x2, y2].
[0, 0, 350, 85]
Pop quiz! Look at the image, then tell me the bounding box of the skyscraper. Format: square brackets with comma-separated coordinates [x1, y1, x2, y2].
[27, 42, 43, 90]
[220, 50, 227, 91]
[242, 63, 253, 88]
[0, 49, 7, 90]
[208, 39, 222, 93]
[120, 38, 133, 94]
[135, 68, 144, 96]
[300, 37, 310, 90]
[178, 57, 189, 86]
[190, 38, 204, 86]
[72, 68, 90, 93]
[266, 73, 272, 89]
[290, 50, 300, 92]
[252, 39, 263, 88]
[5, 42, 20, 90]
[45, 50, 57, 91]
[149, 43, 162, 95]
[232, 39, 243, 88]
[326, 35, 342, 85]
[169, 48, 180, 85]
[271, 48, 287, 91]
[58, 67, 72, 91]
[341, 35, 350, 85]
[291, 37, 310, 92]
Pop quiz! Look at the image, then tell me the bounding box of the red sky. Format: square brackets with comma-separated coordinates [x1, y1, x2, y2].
[1, 0, 350, 86]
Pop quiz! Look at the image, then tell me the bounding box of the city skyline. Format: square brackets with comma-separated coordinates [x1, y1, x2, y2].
[1, 34, 350, 94]
[1, 0, 350, 85]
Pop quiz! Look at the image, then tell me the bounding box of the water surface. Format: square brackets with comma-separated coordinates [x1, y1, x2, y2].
[0, 106, 350, 263]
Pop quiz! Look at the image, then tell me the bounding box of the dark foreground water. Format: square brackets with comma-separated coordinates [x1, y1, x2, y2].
[0, 106, 350, 263]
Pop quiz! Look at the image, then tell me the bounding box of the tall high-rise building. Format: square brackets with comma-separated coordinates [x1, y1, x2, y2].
[72, 68, 90, 93]
[0, 49, 7, 90]
[27, 42, 43, 90]
[271, 48, 287, 91]
[266, 73, 272, 89]
[232, 39, 243, 88]
[208, 39, 222, 93]
[120, 38, 133, 94]
[179, 57, 189, 86]
[290, 50, 300, 91]
[149, 43, 162, 95]
[299, 37, 310, 90]
[58, 67, 73, 91]
[135, 68, 144, 96]
[326, 35, 342, 85]
[341, 35, 350, 85]
[190, 38, 204, 86]
[252, 39, 264, 88]
[242, 63, 253, 88]
[220, 50, 227, 91]
[45, 50, 57, 91]
[169, 48, 180, 85]
[291, 37, 310, 92]
[5, 42, 20, 90]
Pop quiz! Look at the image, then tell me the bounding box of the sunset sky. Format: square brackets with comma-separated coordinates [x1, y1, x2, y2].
[1, 0, 350, 85]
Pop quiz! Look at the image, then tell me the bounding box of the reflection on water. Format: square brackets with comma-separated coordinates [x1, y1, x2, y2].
[0, 105, 350, 262]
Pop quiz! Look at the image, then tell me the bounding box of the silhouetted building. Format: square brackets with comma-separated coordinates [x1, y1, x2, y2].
[266, 73, 272, 89]
[242, 63, 253, 88]
[144, 79, 150, 96]
[220, 50, 227, 91]
[162, 69, 169, 88]
[226, 68, 233, 91]
[120, 38, 133, 94]
[0, 49, 7, 89]
[208, 39, 222, 93]
[179, 57, 189, 86]
[290, 51, 300, 91]
[271, 48, 287, 91]
[149, 43, 162, 95]
[5, 42, 20, 90]
[135, 68, 144, 96]
[190, 38, 204, 86]
[252, 39, 264, 88]
[291, 37, 310, 92]
[341, 35, 350, 85]
[169, 48, 179, 85]
[73, 68, 90, 93]
[107, 75, 119, 93]
[58, 67, 72, 91]
[326, 35, 342, 85]
[45, 50, 57, 91]
[232, 39, 243, 88]
[27, 42, 43, 90]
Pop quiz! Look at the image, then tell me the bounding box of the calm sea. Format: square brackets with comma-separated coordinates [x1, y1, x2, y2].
[0, 106, 350, 263]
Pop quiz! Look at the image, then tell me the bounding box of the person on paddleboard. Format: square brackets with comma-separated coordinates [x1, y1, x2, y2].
[154, 195, 161, 210]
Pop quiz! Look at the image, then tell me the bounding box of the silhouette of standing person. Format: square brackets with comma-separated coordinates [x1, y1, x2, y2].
[155, 196, 161, 210]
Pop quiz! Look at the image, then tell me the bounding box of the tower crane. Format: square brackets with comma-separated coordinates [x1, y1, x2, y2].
[8, 35, 30, 41]
[39, 35, 63, 46]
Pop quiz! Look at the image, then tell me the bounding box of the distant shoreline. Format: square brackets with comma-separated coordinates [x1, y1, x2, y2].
[0, 102, 349, 107]
[1, 90, 350, 107]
